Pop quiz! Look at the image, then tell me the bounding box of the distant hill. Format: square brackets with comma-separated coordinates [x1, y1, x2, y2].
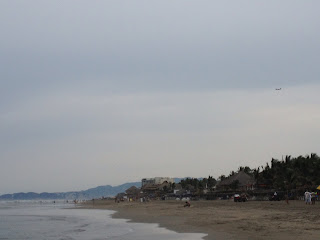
[0, 182, 141, 200]
[0, 178, 192, 200]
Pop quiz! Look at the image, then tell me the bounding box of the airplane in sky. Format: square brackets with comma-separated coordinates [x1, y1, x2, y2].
[275, 88, 282, 90]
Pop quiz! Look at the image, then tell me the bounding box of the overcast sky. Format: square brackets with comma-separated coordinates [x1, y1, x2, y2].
[1, 1, 320, 194]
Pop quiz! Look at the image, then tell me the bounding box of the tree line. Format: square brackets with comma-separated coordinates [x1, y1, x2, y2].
[177, 153, 320, 192]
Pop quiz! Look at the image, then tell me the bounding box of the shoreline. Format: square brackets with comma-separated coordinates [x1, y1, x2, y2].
[80, 199, 320, 240]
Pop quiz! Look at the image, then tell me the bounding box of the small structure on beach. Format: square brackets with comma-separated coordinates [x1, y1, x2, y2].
[141, 183, 160, 195]
[125, 186, 141, 201]
[140, 181, 174, 198]
[216, 171, 255, 191]
[115, 192, 126, 201]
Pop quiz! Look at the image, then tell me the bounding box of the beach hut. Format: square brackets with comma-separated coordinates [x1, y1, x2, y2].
[216, 171, 255, 191]
[125, 186, 141, 201]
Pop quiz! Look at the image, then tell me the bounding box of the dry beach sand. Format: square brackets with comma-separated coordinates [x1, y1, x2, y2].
[81, 199, 320, 240]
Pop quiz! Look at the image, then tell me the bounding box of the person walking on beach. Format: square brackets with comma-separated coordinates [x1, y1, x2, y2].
[311, 192, 316, 205]
[304, 191, 311, 205]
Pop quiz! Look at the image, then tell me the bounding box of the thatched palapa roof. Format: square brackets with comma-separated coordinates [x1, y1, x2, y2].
[125, 186, 140, 195]
[217, 171, 255, 187]
[141, 183, 159, 191]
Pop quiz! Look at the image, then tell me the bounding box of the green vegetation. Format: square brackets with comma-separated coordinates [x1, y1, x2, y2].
[254, 153, 320, 191]
[178, 153, 320, 192]
[179, 176, 217, 191]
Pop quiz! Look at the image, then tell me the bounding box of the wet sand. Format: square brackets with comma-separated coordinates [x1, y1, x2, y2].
[81, 199, 320, 240]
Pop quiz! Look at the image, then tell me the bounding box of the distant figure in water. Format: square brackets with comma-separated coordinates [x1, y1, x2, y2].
[184, 201, 190, 207]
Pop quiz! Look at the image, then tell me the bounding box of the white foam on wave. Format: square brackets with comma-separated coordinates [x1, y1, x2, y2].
[0, 202, 207, 240]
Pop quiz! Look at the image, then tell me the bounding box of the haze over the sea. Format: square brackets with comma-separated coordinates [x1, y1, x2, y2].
[1, 1, 319, 194]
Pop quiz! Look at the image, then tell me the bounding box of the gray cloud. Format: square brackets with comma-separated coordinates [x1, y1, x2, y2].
[0, 1, 320, 193]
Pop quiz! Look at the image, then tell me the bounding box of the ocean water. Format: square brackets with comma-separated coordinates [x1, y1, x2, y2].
[0, 201, 206, 240]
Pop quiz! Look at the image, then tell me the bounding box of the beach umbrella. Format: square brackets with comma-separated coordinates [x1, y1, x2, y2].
[317, 185, 320, 190]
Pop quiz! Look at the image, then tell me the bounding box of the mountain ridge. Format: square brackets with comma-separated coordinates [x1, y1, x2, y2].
[0, 178, 187, 200]
[0, 182, 141, 200]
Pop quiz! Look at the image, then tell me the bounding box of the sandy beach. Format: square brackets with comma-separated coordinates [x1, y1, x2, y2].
[81, 199, 320, 240]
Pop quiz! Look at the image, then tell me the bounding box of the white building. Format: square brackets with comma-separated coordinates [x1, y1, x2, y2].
[141, 177, 174, 187]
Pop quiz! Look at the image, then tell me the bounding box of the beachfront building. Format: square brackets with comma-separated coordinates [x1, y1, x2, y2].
[141, 183, 160, 194]
[140, 177, 175, 197]
[141, 177, 174, 187]
[216, 171, 255, 191]
[125, 186, 142, 201]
